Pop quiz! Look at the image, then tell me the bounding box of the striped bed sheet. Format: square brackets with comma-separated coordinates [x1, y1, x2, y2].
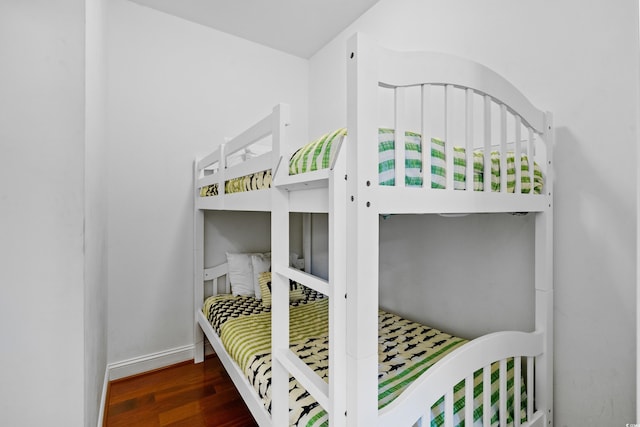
[204, 295, 526, 427]
[289, 128, 543, 193]
[199, 128, 542, 198]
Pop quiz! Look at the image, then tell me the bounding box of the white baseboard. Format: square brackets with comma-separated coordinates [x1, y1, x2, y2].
[107, 344, 195, 381]
[97, 368, 109, 427]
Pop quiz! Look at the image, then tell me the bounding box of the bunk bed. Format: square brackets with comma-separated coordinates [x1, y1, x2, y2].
[194, 33, 553, 427]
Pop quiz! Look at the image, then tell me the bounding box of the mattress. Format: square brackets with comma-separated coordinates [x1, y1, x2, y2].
[199, 169, 272, 197]
[204, 292, 526, 427]
[199, 128, 543, 198]
[289, 128, 543, 193]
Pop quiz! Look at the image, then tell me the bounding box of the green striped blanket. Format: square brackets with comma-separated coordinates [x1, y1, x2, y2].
[289, 128, 543, 194]
[216, 298, 526, 427]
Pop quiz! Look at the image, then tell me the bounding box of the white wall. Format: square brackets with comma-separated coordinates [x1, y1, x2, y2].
[85, 0, 109, 425]
[308, 0, 638, 424]
[107, 0, 308, 365]
[0, 1, 86, 425]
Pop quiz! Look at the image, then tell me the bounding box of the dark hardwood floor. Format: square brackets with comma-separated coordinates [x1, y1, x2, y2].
[105, 354, 259, 427]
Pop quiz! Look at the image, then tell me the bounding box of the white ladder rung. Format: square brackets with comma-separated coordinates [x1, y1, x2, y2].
[276, 266, 331, 297]
[276, 349, 329, 411]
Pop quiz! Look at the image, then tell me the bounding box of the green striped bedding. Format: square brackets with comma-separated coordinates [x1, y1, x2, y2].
[289, 128, 543, 194]
[208, 297, 526, 426]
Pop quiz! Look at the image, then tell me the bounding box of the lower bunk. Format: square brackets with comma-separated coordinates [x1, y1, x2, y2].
[195, 264, 546, 427]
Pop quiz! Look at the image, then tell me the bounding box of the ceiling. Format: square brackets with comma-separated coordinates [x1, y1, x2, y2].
[129, 0, 381, 58]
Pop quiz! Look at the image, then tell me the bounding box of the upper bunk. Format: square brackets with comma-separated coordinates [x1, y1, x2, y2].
[194, 33, 552, 216]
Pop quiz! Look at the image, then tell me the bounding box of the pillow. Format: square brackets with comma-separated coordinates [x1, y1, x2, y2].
[226, 252, 261, 297]
[289, 252, 305, 270]
[251, 253, 271, 299]
[258, 272, 305, 308]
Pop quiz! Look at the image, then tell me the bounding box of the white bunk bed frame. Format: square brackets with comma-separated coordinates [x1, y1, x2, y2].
[194, 33, 553, 427]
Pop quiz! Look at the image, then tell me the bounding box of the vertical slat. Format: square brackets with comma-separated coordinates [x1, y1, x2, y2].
[500, 104, 508, 193]
[499, 359, 507, 427]
[527, 356, 534, 420]
[483, 364, 491, 426]
[421, 84, 432, 190]
[465, 88, 474, 192]
[514, 356, 522, 427]
[445, 85, 455, 190]
[464, 374, 474, 426]
[515, 115, 522, 193]
[270, 104, 291, 427]
[444, 390, 454, 427]
[328, 131, 348, 427]
[527, 128, 535, 195]
[483, 95, 492, 192]
[395, 86, 406, 187]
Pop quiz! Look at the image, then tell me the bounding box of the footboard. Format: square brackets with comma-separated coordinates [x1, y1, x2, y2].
[378, 331, 546, 427]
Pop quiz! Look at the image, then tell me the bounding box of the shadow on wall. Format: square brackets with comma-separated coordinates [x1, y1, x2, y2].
[552, 126, 635, 420]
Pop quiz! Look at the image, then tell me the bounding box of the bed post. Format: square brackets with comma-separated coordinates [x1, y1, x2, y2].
[194, 159, 205, 363]
[271, 103, 292, 427]
[346, 33, 380, 426]
[535, 111, 554, 426]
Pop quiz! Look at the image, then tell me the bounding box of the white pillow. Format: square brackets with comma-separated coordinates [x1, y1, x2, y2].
[289, 252, 305, 270]
[226, 252, 260, 297]
[251, 253, 271, 299]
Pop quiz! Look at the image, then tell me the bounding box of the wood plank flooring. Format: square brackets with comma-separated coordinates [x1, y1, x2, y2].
[105, 354, 259, 427]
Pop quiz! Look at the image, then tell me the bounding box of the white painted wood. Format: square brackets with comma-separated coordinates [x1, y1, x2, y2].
[346, 33, 380, 427]
[527, 356, 534, 421]
[500, 104, 508, 193]
[483, 365, 491, 427]
[224, 151, 272, 181]
[196, 311, 271, 427]
[328, 152, 348, 427]
[224, 114, 273, 159]
[421, 84, 432, 190]
[464, 374, 473, 426]
[375, 44, 546, 133]
[278, 349, 330, 410]
[444, 389, 454, 427]
[395, 86, 406, 188]
[527, 128, 535, 196]
[499, 358, 507, 427]
[483, 95, 492, 192]
[108, 344, 196, 381]
[191, 33, 553, 427]
[514, 356, 522, 427]
[515, 115, 522, 193]
[465, 88, 474, 192]
[378, 331, 543, 426]
[445, 85, 455, 190]
[278, 266, 331, 296]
